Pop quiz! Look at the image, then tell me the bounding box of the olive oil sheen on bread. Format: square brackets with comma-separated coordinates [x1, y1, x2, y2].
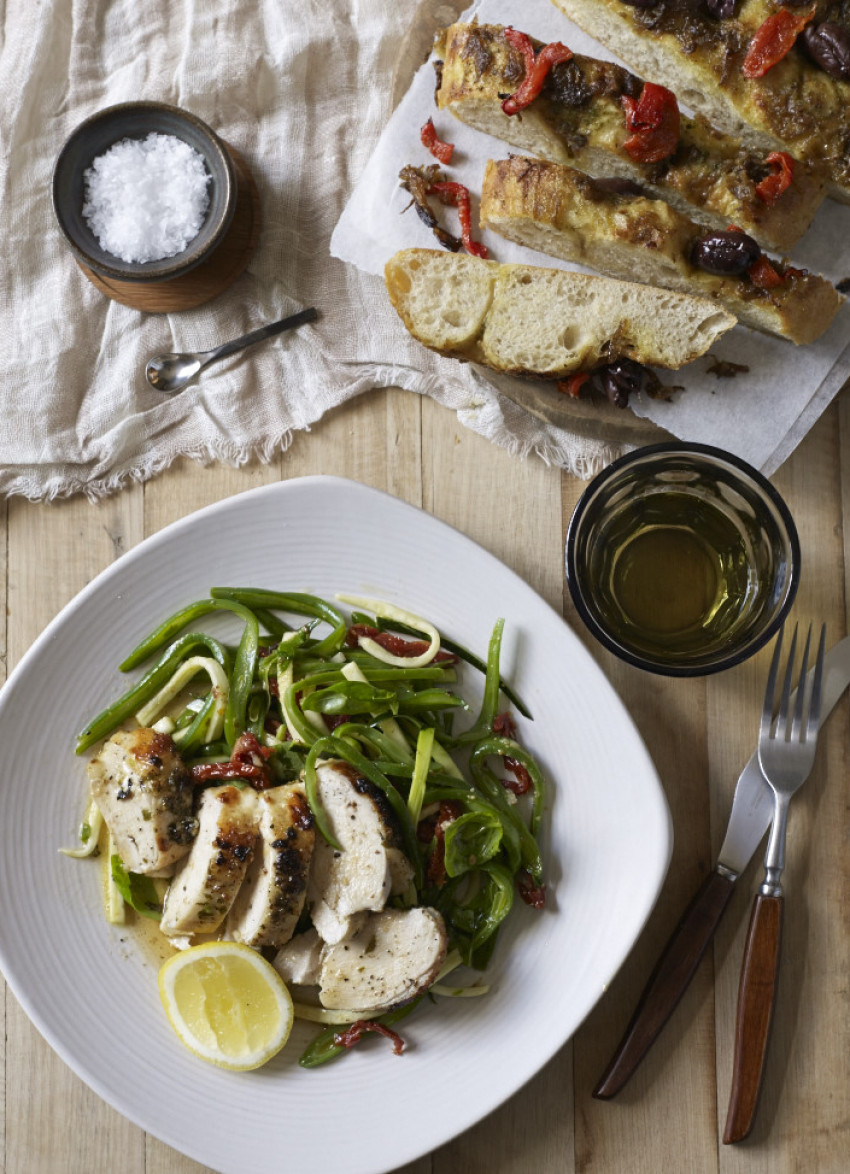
[592, 492, 756, 659]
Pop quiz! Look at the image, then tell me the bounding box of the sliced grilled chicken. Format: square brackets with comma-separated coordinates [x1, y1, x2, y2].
[87, 728, 196, 875]
[160, 784, 258, 936]
[227, 783, 316, 948]
[272, 927, 324, 986]
[319, 907, 448, 1013]
[307, 759, 413, 944]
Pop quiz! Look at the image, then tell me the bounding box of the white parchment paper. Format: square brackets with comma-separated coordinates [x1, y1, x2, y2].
[331, 0, 850, 475]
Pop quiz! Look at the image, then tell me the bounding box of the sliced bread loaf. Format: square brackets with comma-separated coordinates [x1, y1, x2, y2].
[548, 0, 850, 203]
[435, 22, 826, 252]
[480, 156, 842, 345]
[384, 248, 735, 379]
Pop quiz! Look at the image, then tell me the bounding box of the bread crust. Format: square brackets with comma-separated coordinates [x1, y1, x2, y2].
[548, 0, 850, 201]
[480, 156, 842, 345]
[384, 247, 735, 379]
[435, 22, 826, 251]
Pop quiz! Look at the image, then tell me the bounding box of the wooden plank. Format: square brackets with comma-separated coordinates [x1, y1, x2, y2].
[564, 463, 720, 1174]
[714, 408, 850, 1173]
[4, 488, 145, 1174]
[421, 396, 574, 1172]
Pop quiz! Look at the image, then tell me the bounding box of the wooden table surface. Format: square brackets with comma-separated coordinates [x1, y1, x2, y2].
[1, 387, 848, 1174]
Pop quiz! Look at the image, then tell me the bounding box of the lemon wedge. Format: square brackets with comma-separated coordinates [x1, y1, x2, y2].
[158, 941, 294, 1071]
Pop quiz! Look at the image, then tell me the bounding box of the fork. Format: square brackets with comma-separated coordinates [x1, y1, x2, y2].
[723, 621, 826, 1145]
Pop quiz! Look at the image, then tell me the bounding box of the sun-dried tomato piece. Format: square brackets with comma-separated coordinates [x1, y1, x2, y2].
[755, 151, 795, 205]
[493, 712, 518, 739]
[191, 731, 274, 788]
[423, 800, 463, 887]
[420, 117, 454, 164]
[502, 28, 574, 115]
[742, 7, 816, 78]
[517, 869, 546, 909]
[621, 83, 680, 164]
[428, 181, 488, 258]
[748, 254, 785, 289]
[333, 1020, 406, 1056]
[556, 372, 590, 397]
[346, 624, 457, 662]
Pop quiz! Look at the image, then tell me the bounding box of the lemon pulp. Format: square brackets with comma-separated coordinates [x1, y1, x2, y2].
[159, 942, 293, 1070]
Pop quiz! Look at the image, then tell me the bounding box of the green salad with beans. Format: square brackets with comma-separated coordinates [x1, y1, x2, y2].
[70, 589, 548, 1066]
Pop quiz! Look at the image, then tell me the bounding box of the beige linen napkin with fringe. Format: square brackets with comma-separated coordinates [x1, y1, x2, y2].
[0, 0, 619, 501]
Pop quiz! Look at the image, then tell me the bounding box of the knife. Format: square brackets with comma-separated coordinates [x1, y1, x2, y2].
[592, 635, 850, 1100]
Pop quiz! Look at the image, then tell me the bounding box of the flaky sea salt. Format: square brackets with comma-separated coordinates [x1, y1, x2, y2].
[82, 133, 212, 263]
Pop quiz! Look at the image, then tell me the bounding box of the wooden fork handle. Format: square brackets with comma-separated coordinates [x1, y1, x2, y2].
[723, 893, 784, 1144]
[593, 869, 735, 1099]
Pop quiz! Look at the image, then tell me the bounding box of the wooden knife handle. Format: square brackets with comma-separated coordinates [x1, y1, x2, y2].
[593, 868, 736, 1099]
[723, 892, 784, 1144]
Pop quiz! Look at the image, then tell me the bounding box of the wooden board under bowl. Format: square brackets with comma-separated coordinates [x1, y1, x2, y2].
[78, 143, 261, 313]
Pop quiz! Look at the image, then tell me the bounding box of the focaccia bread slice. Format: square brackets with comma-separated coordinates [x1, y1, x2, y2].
[481, 156, 842, 345]
[548, 0, 850, 202]
[384, 248, 735, 382]
[435, 21, 825, 251]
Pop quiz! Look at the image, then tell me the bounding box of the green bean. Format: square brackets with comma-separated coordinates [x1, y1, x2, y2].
[174, 693, 217, 754]
[211, 589, 347, 658]
[454, 619, 505, 744]
[76, 633, 230, 753]
[119, 600, 260, 671]
[298, 999, 421, 1068]
[470, 736, 546, 836]
[223, 605, 260, 747]
[373, 616, 531, 718]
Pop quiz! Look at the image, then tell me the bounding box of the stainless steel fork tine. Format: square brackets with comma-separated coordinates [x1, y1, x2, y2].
[776, 623, 798, 741]
[807, 624, 827, 739]
[760, 623, 785, 741]
[790, 625, 812, 743]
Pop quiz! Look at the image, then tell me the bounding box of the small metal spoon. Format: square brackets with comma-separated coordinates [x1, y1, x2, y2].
[145, 306, 319, 392]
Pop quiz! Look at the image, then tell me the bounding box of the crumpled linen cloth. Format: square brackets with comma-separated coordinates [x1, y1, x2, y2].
[0, 0, 620, 502]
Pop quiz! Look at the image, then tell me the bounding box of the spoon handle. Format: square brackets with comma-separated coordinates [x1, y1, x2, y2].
[207, 307, 318, 363]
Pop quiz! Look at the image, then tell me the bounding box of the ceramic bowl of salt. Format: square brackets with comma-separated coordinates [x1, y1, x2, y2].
[52, 101, 237, 284]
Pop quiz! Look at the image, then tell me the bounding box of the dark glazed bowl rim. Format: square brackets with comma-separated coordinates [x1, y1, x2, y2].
[52, 100, 237, 284]
[565, 442, 801, 677]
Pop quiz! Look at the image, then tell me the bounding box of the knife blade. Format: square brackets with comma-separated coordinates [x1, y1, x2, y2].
[593, 635, 850, 1100]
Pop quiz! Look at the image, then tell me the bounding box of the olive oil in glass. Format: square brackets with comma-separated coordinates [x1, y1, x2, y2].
[588, 491, 759, 660]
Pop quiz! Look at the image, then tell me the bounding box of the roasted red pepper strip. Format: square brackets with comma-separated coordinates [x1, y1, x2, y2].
[748, 254, 785, 289]
[428, 181, 488, 257]
[556, 372, 590, 398]
[333, 1020, 406, 1056]
[502, 28, 573, 115]
[420, 117, 454, 164]
[621, 83, 680, 164]
[755, 151, 795, 205]
[742, 7, 816, 79]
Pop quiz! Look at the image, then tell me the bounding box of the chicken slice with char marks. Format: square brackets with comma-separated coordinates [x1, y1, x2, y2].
[87, 728, 197, 875]
[227, 783, 315, 948]
[307, 759, 413, 944]
[319, 907, 448, 1013]
[160, 784, 257, 936]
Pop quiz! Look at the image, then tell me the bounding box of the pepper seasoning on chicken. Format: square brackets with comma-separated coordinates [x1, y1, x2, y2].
[87, 728, 197, 875]
[160, 784, 258, 936]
